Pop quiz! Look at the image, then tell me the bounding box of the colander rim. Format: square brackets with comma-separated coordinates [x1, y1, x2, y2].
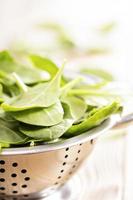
[0, 115, 119, 155]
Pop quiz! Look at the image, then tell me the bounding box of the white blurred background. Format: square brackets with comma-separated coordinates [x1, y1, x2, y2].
[0, 0, 132, 82]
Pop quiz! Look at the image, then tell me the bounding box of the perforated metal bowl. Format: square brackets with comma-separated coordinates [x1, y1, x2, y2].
[0, 116, 119, 200]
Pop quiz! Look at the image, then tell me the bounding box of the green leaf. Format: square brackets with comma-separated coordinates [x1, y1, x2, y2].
[0, 124, 27, 144]
[78, 81, 108, 90]
[63, 96, 87, 121]
[64, 101, 120, 137]
[19, 103, 74, 140]
[2, 65, 64, 111]
[86, 47, 110, 56]
[29, 55, 58, 79]
[0, 117, 19, 130]
[0, 71, 19, 96]
[37, 22, 75, 50]
[0, 51, 49, 84]
[60, 77, 83, 99]
[68, 88, 116, 97]
[0, 143, 10, 151]
[11, 101, 64, 126]
[12, 73, 28, 93]
[0, 50, 14, 62]
[98, 21, 117, 34]
[81, 68, 114, 82]
[0, 84, 4, 103]
[0, 84, 3, 95]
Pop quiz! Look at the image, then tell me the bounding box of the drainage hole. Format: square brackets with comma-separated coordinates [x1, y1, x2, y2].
[24, 177, 30, 181]
[21, 184, 27, 188]
[65, 147, 69, 151]
[21, 169, 27, 174]
[75, 157, 79, 161]
[62, 162, 66, 166]
[12, 191, 18, 194]
[23, 195, 29, 198]
[0, 168, 5, 173]
[65, 155, 68, 158]
[78, 150, 81, 153]
[12, 183, 17, 186]
[0, 160, 5, 165]
[12, 163, 18, 167]
[90, 139, 93, 144]
[58, 176, 61, 179]
[60, 170, 64, 173]
[0, 187, 5, 190]
[0, 178, 5, 182]
[11, 174, 17, 178]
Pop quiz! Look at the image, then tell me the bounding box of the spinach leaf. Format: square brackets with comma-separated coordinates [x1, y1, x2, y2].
[0, 117, 19, 130]
[19, 103, 74, 140]
[0, 143, 10, 149]
[60, 77, 83, 99]
[64, 101, 120, 137]
[63, 96, 87, 120]
[81, 68, 114, 82]
[0, 84, 4, 103]
[0, 51, 48, 84]
[38, 22, 75, 50]
[0, 124, 27, 144]
[0, 71, 19, 96]
[2, 65, 64, 111]
[0, 49, 123, 149]
[11, 101, 64, 126]
[29, 54, 58, 79]
[29, 54, 67, 85]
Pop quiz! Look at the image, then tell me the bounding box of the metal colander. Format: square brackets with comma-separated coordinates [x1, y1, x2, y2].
[0, 115, 132, 200]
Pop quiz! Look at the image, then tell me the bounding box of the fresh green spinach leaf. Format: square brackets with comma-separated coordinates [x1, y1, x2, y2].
[2, 65, 64, 111]
[19, 103, 74, 140]
[0, 124, 27, 144]
[0, 51, 49, 84]
[64, 101, 120, 137]
[29, 54, 58, 79]
[11, 101, 64, 126]
[63, 96, 87, 121]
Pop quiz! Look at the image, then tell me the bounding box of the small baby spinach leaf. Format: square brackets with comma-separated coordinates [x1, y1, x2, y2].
[11, 101, 64, 126]
[63, 96, 87, 121]
[81, 68, 114, 82]
[2, 65, 64, 111]
[0, 117, 19, 130]
[29, 54, 67, 85]
[0, 51, 49, 84]
[29, 54, 58, 79]
[64, 101, 120, 137]
[60, 77, 83, 100]
[0, 124, 27, 144]
[19, 103, 74, 140]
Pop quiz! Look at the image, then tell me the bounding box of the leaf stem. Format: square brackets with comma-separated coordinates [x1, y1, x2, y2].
[12, 72, 28, 93]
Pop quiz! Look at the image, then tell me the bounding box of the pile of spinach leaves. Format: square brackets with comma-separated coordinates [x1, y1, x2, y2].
[0, 51, 121, 149]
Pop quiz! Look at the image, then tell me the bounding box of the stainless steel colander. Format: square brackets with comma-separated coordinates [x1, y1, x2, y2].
[0, 114, 132, 200]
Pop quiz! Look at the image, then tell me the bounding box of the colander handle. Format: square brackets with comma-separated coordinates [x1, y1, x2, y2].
[112, 113, 133, 130]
